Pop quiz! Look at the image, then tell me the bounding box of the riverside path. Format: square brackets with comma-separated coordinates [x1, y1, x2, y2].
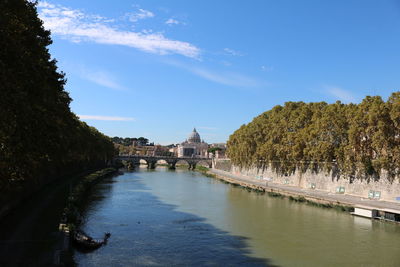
[210, 168, 400, 213]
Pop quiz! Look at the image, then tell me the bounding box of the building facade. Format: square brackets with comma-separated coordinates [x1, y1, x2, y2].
[177, 128, 209, 158]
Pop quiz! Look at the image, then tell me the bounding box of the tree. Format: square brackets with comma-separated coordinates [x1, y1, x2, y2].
[227, 93, 400, 182]
[0, 0, 116, 193]
[208, 147, 222, 154]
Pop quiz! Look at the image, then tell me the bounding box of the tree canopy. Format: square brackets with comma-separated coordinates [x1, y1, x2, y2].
[112, 137, 150, 146]
[227, 94, 400, 182]
[0, 0, 116, 192]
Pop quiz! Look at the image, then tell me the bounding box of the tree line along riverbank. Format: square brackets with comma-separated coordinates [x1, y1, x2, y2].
[227, 95, 400, 183]
[0, 0, 116, 218]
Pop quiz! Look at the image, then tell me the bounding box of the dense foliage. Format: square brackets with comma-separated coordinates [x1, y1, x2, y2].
[227, 93, 400, 182]
[112, 136, 151, 146]
[0, 0, 116, 192]
[208, 147, 222, 154]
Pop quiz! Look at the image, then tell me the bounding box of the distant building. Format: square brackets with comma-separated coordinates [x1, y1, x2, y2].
[177, 128, 209, 158]
[209, 143, 227, 159]
[168, 145, 178, 156]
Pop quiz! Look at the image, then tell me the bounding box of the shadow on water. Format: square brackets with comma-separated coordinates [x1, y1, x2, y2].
[74, 171, 279, 267]
[0, 171, 121, 267]
[0, 175, 77, 266]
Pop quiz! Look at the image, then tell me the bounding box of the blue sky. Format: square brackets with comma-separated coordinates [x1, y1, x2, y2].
[37, 0, 400, 144]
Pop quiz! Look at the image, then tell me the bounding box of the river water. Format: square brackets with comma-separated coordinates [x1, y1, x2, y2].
[74, 167, 400, 267]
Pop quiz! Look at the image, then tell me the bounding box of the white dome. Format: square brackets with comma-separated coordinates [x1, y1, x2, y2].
[188, 128, 201, 143]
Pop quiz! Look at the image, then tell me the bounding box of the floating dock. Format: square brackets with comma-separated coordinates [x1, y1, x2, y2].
[352, 205, 400, 223]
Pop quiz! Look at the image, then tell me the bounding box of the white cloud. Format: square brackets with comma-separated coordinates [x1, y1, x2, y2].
[166, 60, 264, 87]
[36, 1, 55, 8]
[78, 115, 135, 121]
[80, 69, 127, 91]
[37, 2, 200, 59]
[326, 86, 357, 103]
[165, 18, 180, 25]
[126, 8, 154, 22]
[224, 48, 243, 56]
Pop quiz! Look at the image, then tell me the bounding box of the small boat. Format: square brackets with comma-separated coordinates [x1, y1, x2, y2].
[73, 230, 111, 250]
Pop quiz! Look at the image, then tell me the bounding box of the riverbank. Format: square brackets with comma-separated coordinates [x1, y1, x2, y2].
[0, 167, 117, 266]
[63, 168, 117, 229]
[0, 170, 85, 266]
[57, 167, 117, 265]
[207, 168, 400, 217]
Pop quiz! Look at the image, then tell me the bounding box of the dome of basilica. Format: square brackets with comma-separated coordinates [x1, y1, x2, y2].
[188, 128, 201, 143]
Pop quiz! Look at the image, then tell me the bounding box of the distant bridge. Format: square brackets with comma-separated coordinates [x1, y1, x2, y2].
[116, 155, 213, 170]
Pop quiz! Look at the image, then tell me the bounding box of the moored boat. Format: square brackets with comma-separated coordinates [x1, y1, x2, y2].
[73, 230, 111, 250]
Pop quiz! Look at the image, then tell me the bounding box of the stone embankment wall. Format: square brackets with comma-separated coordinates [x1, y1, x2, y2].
[212, 159, 232, 172]
[213, 159, 400, 202]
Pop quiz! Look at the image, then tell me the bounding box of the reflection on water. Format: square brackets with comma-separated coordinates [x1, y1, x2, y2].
[74, 168, 400, 267]
[353, 216, 373, 230]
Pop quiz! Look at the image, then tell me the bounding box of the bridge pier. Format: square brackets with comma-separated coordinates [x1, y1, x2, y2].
[126, 161, 135, 170]
[168, 162, 176, 170]
[166, 159, 178, 170]
[147, 159, 157, 169]
[187, 161, 197, 170]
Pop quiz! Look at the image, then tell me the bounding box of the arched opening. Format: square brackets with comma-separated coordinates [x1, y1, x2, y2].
[139, 159, 148, 167]
[197, 160, 212, 168]
[155, 159, 168, 168]
[176, 159, 190, 169]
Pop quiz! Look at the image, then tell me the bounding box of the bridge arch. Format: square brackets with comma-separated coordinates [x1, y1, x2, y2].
[176, 159, 190, 165]
[197, 160, 212, 168]
[176, 159, 193, 170]
[116, 155, 212, 170]
[139, 159, 149, 165]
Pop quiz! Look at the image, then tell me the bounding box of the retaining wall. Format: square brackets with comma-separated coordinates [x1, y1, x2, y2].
[213, 159, 400, 202]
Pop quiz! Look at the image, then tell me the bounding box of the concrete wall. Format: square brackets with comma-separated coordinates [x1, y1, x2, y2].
[212, 159, 232, 172]
[213, 159, 400, 202]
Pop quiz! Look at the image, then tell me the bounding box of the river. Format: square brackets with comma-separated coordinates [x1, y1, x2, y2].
[74, 167, 400, 267]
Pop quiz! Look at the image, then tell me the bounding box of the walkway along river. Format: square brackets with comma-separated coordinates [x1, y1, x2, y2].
[74, 167, 400, 267]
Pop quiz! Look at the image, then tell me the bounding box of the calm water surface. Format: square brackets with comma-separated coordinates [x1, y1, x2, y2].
[74, 167, 400, 266]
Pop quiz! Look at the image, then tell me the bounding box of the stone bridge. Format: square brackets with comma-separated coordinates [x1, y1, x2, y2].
[116, 155, 213, 170]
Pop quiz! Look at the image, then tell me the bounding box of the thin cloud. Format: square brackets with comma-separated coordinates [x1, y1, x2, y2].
[79, 68, 127, 91]
[326, 86, 357, 103]
[37, 2, 200, 59]
[190, 68, 261, 87]
[198, 126, 218, 130]
[125, 8, 154, 22]
[166, 60, 264, 87]
[78, 115, 135, 121]
[224, 48, 243, 56]
[202, 133, 218, 138]
[221, 60, 232, 67]
[261, 65, 273, 72]
[165, 18, 180, 25]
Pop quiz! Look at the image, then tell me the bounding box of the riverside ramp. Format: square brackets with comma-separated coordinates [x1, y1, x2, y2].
[209, 168, 400, 222]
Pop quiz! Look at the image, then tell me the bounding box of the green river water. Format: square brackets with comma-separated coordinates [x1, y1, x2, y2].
[73, 167, 400, 266]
